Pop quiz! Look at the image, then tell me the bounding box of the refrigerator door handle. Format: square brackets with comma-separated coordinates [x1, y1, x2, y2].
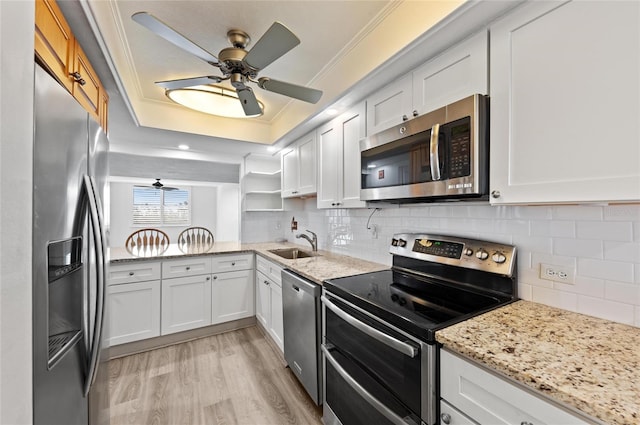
[82, 175, 107, 396]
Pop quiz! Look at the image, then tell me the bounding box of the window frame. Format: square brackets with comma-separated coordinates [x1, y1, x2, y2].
[132, 186, 192, 227]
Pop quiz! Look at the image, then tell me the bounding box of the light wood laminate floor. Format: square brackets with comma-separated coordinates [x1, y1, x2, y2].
[109, 326, 323, 424]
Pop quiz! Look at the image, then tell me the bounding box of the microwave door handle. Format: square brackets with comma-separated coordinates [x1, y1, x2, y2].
[321, 295, 417, 358]
[321, 345, 419, 425]
[429, 123, 441, 181]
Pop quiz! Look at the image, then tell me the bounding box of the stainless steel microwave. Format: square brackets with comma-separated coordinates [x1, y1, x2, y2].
[360, 94, 488, 203]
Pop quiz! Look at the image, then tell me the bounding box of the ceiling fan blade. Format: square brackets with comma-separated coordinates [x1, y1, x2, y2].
[243, 22, 300, 70]
[156, 76, 222, 90]
[257, 77, 322, 104]
[132, 12, 219, 66]
[161, 186, 179, 191]
[236, 86, 263, 116]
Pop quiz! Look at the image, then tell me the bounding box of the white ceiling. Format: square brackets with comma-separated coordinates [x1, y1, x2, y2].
[84, 0, 467, 150]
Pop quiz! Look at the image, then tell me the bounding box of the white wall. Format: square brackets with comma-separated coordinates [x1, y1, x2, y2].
[0, 2, 34, 423]
[243, 202, 640, 328]
[109, 181, 240, 246]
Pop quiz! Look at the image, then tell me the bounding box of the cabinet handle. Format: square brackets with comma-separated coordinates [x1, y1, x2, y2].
[402, 114, 408, 122]
[412, 110, 418, 117]
[185, 266, 191, 271]
[128, 272, 134, 276]
[521, 422, 534, 425]
[69, 71, 86, 86]
[441, 413, 451, 424]
[491, 190, 501, 199]
[213, 275, 218, 280]
[231, 262, 236, 266]
[264, 280, 270, 285]
[331, 203, 336, 206]
[206, 276, 211, 281]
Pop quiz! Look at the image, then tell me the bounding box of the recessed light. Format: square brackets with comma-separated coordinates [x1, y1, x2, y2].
[367, 164, 377, 169]
[326, 108, 338, 116]
[178, 144, 190, 150]
[266, 146, 277, 152]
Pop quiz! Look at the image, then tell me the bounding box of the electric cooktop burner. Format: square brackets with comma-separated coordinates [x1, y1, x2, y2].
[323, 233, 518, 342]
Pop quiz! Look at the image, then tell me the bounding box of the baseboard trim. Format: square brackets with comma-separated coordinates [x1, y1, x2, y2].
[108, 316, 257, 359]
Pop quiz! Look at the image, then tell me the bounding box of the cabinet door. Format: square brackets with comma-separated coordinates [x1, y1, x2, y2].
[366, 74, 412, 135]
[440, 350, 590, 425]
[108, 261, 161, 286]
[255, 271, 271, 329]
[490, 0, 640, 204]
[297, 132, 317, 195]
[316, 120, 340, 208]
[107, 280, 160, 346]
[281, 146, 299, 197]
[162, 256, 212, 279]
[211, 253, 254, 272]
[269, 281, 284, 353]
[71, 40, 101, 122]
[211, 270, 254, 324]
[161, 275, 212, 335]
[339, 103, 367, 208]
[35, 0, 74, 92]
[412, 31, 487, 115]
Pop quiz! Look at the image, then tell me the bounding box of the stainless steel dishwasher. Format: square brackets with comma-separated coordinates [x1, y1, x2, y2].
[282, 269, 322, 405]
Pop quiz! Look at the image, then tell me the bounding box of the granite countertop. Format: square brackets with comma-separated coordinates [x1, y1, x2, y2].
[109, 241, 388, 285]
[436, 300, 640, 425]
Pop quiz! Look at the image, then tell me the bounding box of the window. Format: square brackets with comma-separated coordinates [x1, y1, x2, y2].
[132, 187, 191, 226]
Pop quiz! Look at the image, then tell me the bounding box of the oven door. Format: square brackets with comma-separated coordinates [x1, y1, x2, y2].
[321, 291, 436, 425]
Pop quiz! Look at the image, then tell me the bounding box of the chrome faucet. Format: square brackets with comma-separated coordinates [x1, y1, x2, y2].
[296, 229, 317, 251]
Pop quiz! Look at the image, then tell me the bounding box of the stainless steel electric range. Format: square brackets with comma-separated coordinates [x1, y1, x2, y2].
[321, 233, 517, 425]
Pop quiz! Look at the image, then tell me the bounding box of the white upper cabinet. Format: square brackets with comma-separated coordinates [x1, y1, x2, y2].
[366, 30, 488, 136]
[281, 131, 317, 198]
[317, 102, 367, 209]
[412, 31, 487, 116]
[242, 154, 282, 212]
[366, 74, 413, 136]
[489, 0, 640, 204]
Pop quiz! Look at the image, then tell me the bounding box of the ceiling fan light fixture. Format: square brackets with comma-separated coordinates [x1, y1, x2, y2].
[165, 85, 264, 118]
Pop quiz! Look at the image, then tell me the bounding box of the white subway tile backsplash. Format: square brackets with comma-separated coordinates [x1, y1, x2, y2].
[531, 286, 578, 311]
[604, 241, 640, 263]
[244, 204, 640, 328]
[553, 205, 603, 220]
[554, 238, 603, 259]
[578, 258, 634, 283]
[577, 295, 635, 325]
[604, 281, 640, 305]
[576, 221, 634, 241]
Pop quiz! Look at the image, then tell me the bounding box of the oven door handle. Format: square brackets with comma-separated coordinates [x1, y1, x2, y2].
[322, 344, 418, 425]
[321, 295, 418, 358]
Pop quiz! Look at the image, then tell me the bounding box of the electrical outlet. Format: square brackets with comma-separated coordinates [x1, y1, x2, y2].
[539, 263, 575, 284]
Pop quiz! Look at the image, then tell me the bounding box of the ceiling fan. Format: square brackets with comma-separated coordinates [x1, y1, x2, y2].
[131, 12, 323, 116]
[136, 179, 178, 191]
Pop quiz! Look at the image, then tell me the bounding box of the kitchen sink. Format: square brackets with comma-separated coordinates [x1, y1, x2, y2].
[268, 248, 317, 260]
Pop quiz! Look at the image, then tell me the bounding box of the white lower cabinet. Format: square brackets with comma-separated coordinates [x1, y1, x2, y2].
[440, 400, 477, 425]
[255, 255, 284, 352]
[440, 350, 590, 425]
[107, 280, 161, 346]
[211, 269, 254, 324]
[161, 274, 212, 335]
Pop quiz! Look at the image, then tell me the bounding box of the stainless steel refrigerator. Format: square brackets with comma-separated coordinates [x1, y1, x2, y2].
[32, 63, 110, 424]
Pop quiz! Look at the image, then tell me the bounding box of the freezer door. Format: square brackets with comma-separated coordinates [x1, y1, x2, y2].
[33, 64, 89, 424]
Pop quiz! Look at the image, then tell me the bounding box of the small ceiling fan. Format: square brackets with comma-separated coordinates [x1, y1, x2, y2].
[136, 179, 178, 191]
[131, 12, 323, 116]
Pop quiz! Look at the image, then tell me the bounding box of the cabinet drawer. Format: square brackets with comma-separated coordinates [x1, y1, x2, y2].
[256, 254, 283, 286]
[440, 350, 590, 425]
[162, 256, 212, 278]
[440, 400, 478, 425]
[211, 253, 254, 272]
[108, 261, 161, 285]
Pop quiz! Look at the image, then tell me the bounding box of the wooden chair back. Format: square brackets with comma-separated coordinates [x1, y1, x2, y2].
[177, 227, 214, 252]
[125, 228, 170, 256]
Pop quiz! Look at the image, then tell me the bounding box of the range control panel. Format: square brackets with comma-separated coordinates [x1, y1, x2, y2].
[390, 233, 516, 276]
